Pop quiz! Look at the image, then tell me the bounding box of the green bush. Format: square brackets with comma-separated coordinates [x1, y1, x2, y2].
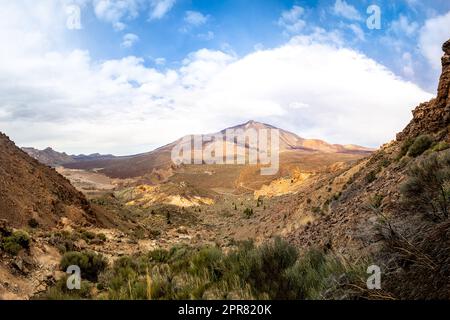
[79, 229, 96, 241]
[45, 239, 366, 300]
[1, 231, 31, 255]
[397, 138, 415, 160]
[60, 251, 108, 282]
[39, 277, 94, 300]
[401, 150, 450, 221]
[408, 135, 434, 157]
[28, 218, 39, 229]
[432, 141, 450, 152]
[243, 208, 254, 218]
[48, 231, 77, 253]
[365, 170, 378, 183]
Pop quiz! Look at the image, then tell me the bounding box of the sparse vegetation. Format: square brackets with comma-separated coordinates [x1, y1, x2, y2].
[243, 208, 254, 219]
[40, 278, 95, 300]
[332, 192, 342, 201]
[397, 137, 415, 160]
[379, 158, 391, 168]
[60, 251, 108, 282]
[369, 194, 384, 210]
[27, 218, 39, 229]
[408, 135, 434, 158]
[432, 141, 450, 152]
[380, 151, 450, 299]
[401, 150, 450, 221]
[365, 170, 378, 184]
[1, 230, 31, 255]
[44, 239, 366, 300]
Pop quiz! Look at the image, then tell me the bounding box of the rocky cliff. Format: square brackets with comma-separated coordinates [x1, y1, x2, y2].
[397, 39, 450, 140]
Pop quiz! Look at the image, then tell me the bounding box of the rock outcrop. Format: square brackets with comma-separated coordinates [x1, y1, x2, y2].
[397, 39, 450, 140]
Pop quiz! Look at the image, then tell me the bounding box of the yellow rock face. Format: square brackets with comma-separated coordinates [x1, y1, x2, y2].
[254, 168, 313, 199]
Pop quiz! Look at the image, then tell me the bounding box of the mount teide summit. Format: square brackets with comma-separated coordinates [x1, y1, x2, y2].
[222, 121, 374, 153]
[62, 121, 373, 179]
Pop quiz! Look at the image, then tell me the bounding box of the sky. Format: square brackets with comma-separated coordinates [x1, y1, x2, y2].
[0, 0, 450, 155]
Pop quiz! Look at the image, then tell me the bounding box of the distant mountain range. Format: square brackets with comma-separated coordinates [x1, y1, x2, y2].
[21, 147, 117, 167]
[24, 121, 374, 179]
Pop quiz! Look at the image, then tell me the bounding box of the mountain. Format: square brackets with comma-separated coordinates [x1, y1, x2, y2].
[222, 120, 374, 153]
[64, 121, 373, 179]
[21, 147, 74, 167]
[0, 134, 96, 229]
[22, 147, 116, 167]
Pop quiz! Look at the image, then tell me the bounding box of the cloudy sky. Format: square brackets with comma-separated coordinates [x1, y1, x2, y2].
[1, 0, 449, 155]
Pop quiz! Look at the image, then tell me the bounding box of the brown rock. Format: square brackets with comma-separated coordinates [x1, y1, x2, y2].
[397, 38, 450, 141]
[443, 39, 450, 55]
[0, 133, 97, 229]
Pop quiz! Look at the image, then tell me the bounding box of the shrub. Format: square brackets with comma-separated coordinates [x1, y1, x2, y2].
[60, 251, 108, 282]
[28, 218, 39, 229]
[79, 229, 96, 242]
[432, 141, 450, 152]
[1, 230, 31, 255]
[243, 208, 254, 218]
[48, 231, 76, 253]
[379, 158, 391, 168]
[397, 138, 415, 160]
[148, 249, 171, 263]
[39, 277, 94, 300]
[401, 150, 450, 221]
[408, 135, 433, 157]
[333, 192, 342, 201]
[365, 170, 378, 184]
[369, 194, 384, 209]
[45, 240, 368, 300]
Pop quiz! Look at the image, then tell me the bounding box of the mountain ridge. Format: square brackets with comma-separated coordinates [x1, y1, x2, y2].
[28, 121, 374, 179]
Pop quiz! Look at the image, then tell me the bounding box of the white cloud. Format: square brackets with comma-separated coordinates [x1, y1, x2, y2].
[113, 21, 126, 31]
[0, 1, 433, 155]
[149, 0, 175, 20]
[198, 31, 215, 41]
[333, 0, 362, 21]
[419, 11, 450, 70]
[93, 0, 176, 28]
[121, 33, 139, 48]
[390, 15, 418, 37]
[402, 52, 415, 78]
[154, 57, 166, 65]
[93, 0, 141, 27]
[184, 10, 209, 26]
[348, 24, 365, 41]
[278, 5, 306, 34]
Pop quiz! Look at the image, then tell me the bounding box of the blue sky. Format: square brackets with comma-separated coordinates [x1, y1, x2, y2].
[0, 0, 449, 154]
[70, 0, 450, 90]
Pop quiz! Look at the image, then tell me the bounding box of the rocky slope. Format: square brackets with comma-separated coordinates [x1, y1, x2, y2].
[0, 133, 96, 229]
[275, 39, 450, 299]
